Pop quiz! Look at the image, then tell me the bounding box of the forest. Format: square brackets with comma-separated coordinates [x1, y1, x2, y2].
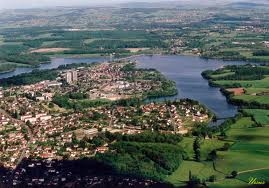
[202, 65, 269, 81]
[0, 69, 58, 87]
[0, 44, 50, 65]
[96, 141, 184, 180]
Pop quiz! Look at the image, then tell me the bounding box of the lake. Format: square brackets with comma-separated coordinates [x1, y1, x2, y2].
[0, 55, 248, 119]
[135, 55, 248, 119]
[0, 57, 108, 79]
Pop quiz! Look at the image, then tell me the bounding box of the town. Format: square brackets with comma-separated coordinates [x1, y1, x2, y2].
[0, 61, 210, 172]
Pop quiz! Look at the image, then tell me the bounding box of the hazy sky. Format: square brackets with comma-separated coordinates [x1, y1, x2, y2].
[0, 0, 163, 9]
[0, 0, 243, 9]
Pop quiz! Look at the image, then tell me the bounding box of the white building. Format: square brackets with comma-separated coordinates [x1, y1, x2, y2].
[65, 70, 78, 84]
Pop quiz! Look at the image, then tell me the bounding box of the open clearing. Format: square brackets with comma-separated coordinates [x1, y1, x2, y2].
[30, 48, 71, 53]
[125, 48, 150, 53]
[226, 88, 245, 95]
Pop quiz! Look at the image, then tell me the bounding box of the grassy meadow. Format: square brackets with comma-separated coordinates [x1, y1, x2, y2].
[170, 65, 269, 187]
[166, 117, 269, 187]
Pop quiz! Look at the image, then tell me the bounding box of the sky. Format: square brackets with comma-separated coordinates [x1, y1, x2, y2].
[0, 0, 241, 9]
[0, 0, 155, 9]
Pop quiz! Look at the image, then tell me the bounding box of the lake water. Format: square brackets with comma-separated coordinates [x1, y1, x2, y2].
[0, 55, 248, 119]
[134, 55, 248, 119]
[0, 57, 108, 79]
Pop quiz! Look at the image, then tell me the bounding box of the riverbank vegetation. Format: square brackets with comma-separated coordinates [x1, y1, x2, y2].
[202, 64, 269, 110]
[0, 69, 58, 87]
[0, 62, 99, 87]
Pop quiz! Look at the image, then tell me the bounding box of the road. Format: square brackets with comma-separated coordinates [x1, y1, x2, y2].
[238, 167, 269, 174]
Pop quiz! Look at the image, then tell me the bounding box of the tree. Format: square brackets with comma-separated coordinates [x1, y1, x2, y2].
[193, 137, 200, 150]
[13, 110, 20, 119]
[97, 127, 103, 132]
[221, 143, 230, 151]
[193, 137, 201, 162]
[207, 150, 217, 161]
[201, 130, 207, 139]
[189, 170, 192, 181]
[231, 170, 238, 178]
[91, 136, 105, 147]
[187, 175, 201, 187]
[21, 126, 28, 134]
[208, 175, 216, 182]
[72, 133, 79, 145]
[194, 148, 201, 162]
[220, 128, 227, 138]
[74, 103, 83, 112]
[48, 102, 54, 108]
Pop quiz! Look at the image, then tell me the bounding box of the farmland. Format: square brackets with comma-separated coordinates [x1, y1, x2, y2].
[166, 117, 269, 187]
[203, 65, 269, 108]
[0, 4, 269, 73]
[243, 109, 269, 125]
[0, 2, 268, 187]
[174, 64, 269, 187]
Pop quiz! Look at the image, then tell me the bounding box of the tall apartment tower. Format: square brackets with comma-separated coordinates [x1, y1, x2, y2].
[66, 70, 78, 84]
[66, 72, 72, 84]
[72, 70, 78, 82]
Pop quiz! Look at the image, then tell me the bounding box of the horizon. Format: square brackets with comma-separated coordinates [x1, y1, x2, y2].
[0, 0, 262, 10]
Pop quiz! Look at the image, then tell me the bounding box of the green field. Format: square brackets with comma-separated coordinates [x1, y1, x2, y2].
[210, 72, 235, 79]
[214, 76, 269, 88]
[209, 66, 269, 111]
[166, 137, 230, 186]
[237, 169, 269, 183]
[213, 120, 269, 187]
[166, 160, 221, 187]
[199, 65, 269, 187]
[178, 137, 230, 161]
[167, 117, 269, 187]
[234, 95, 269, 105]
[245, 88, 269, 95]
[228, 117, 255, 128]
[243, 109, 269, 126]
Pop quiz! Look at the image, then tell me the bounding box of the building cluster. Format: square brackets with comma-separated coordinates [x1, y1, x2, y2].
[235, 25, 269, 34]
[0, 96, 47, 119]
[0, 87, 3, 98]
[82, 101, 209, 134]
[262, 41, 269, 48]
[0, 112, 27, 169]
[66, 62, 160, 101]
[170, 39, 185, 54]
[0, 61, 209, 171]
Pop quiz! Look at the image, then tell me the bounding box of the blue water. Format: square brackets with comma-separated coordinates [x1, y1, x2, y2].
[0, 57, 108, 79]
[134, 55, 248, 119]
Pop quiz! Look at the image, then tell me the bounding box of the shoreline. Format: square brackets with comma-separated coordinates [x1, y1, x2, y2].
[0, 68, 16, 74]
[1, 52, 265, 76]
